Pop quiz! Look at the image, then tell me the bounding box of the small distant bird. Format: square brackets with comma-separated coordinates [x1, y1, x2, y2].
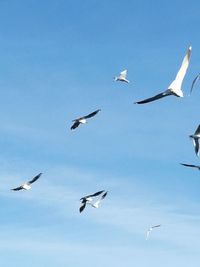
[189, 124, 200, 157]
[11, 173, 42, 191]
[114, 69, 130, 83]
[79, 190, 106, 213]
[146, 224, 161, 240]
[70, 109, 101, 130]
[135, 46, 192, 104]
[190, 73, 200, 95]
[180, 163, 200, 170]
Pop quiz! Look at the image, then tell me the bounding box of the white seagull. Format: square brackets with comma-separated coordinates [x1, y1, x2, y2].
[135, 46, 192, 104]
[146, 224, 161, 240]
[190, 73, 200, 95]
[114, 69, 130, 83]
[189, 124, 200, 157]
[11, 173, 42, 191]
[79, 190, 106, 213]
[180, 163, 200, 170]
[70, 109, 101, 130]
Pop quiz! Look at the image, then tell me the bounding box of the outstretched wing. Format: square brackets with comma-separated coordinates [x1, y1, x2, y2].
[180, 163, 200, 168]
[101, 191, 108, 200]
[195, 124, 200, 135]
[84, 109, 101, 119]
[11, 186, 23, 191]
[28, 173, 42, 184]
[194, 139, 200, 156]
[146, 229, 151, 240]
[172, 46, 192, 90]
[134, 91, 170, 104]
[152, 224, 161, 229]
[79, 202, 87, 213]
[190, 73, 200, 95]
[80, 190, 105, 201]
[119, 69, 127, 79]
[92, 191, 108, 208]
[91, 190, 105, 197]
[71, 120, 80, 130]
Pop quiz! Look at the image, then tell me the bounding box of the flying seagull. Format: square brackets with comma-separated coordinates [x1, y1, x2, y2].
[190, 73, 200, 95]
[180, 163, 200, 170]
[114, 69, 130, 83]
[11, 173, 42, 191]
[79, 190, 105, 213]
[189, 124, 200, 157]
[70, 109, 101, 130]
[146, 224, 161, 240]
[135, 46, 192, 104]
[89, 191, 108, 208]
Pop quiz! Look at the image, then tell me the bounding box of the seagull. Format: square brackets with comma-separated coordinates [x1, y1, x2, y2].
[70, 109, 101, 130]
[89, 191, 108, 208]
[189, 124, 200, 157]
[135, 46, 192, 104]
[190, 73, 200, 95]
[180, 163, 200, 170]
[11, 173, 42, 191]
[146, 224, 161, 240]
[79, 190, 105, 213]
[114, 69, 130, 83]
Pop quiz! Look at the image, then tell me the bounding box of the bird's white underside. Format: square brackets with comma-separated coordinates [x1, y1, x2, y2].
[22, 184, 31, 190]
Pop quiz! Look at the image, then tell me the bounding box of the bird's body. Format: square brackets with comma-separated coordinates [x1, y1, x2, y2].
[11, 173, 42, 191]
[22, 183, 32, 190]
[189, 125, 200, 157]
[114, 69, 129, 83]
[71, 109, 101, 130]
[135, 46, 192, 104]
[79, 118, 87, 124]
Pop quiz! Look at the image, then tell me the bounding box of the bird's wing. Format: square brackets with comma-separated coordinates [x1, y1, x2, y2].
[119, 69, 127, 78]
[11, 186, 23, 191]
[134, 90, 171, 104]
[171, 46, 192, 90]
[80, 190, 105, 201]
[190, 73, 200, 94]
[79, 202, 87, 213]
[195, 125, 200, 135]
[91, 190, 105, 197]
[93, 191, 108, 207]
[71, 120, 80, 130]
[193, 139, 200, 156]
[101, 191, 108, 200]
[84, 109, 101, 119]
[152, 224, 161, 229]
[146, 229, 151, 240]
[28, 173, 42, 184]
[180, 163, 199, 168]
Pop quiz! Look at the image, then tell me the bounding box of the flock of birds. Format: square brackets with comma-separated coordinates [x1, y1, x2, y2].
[10, 45, 200, 240]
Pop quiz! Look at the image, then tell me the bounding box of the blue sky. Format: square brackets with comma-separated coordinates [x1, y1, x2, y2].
[0, 0, 200, 266]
